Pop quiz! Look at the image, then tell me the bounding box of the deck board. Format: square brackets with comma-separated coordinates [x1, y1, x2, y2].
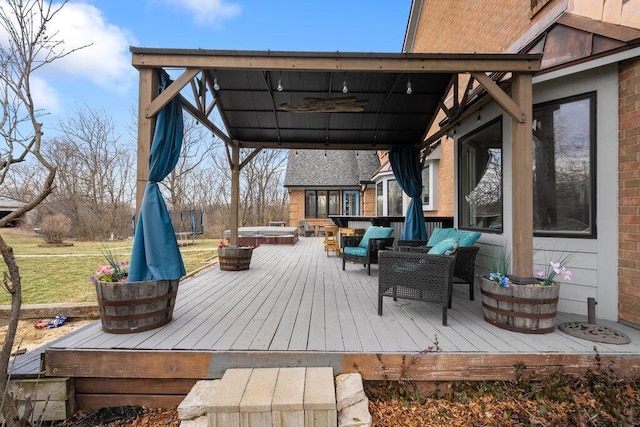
[37, 237, 640, 380]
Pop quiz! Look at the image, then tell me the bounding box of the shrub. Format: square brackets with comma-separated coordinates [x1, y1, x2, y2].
[40, 214, 71, 244]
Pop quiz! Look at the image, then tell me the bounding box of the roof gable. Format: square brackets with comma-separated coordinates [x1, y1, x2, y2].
[284, 150, 380, 187]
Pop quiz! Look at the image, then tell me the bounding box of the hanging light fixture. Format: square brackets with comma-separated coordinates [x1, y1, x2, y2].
[406, 78, 412, 95]
[277, 72, 283, 91]
[213, 75, 220, 91]
[342, 80, 348, 94]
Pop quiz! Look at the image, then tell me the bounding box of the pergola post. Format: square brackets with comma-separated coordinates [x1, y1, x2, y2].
[230, 140, 240, 246]
[510, 72, 534, 281]
[135, 68, 159, 216]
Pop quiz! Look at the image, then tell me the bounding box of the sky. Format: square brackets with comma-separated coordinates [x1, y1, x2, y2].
[26, 0, 413, 140]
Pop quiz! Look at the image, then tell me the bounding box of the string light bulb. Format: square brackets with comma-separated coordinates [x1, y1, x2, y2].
[342, 80, 348, 94]
[213, 76, 220, 91]
[277, 78, 283, 92]
[406, 78, 412, 95]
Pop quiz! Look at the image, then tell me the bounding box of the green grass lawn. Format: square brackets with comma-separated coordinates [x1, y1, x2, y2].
[0, 228, 219, 304]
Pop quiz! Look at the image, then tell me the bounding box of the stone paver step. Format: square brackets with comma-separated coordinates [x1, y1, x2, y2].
[179, 367, 370, 427]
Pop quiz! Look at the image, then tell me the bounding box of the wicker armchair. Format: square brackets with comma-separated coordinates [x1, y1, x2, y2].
[378, 250, 456, 325]
[342, 226, 394, 275]
[451, 245, 480, 302]
[396, 245, 479, 307]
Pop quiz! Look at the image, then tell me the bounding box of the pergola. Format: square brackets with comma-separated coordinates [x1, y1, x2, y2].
[131, 48, 541, 280]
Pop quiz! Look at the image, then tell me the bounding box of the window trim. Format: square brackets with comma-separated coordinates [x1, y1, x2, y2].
[304, 189, 341, 219]
[421, 160, 438, 211]
[532, 91, 597, 239]
[457, 117, 504, 233]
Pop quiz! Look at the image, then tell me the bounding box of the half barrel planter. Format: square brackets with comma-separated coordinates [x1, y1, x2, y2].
[94, 279, 179, 334]
[480, 277, 560, 334]
[218, 246, 254, 271]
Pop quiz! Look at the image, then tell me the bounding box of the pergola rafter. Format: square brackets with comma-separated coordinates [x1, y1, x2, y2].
[132, 47, 541, 278]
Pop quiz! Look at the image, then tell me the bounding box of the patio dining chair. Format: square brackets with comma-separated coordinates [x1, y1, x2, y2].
[298, 220, 315, 237]
[324, 225, 340, 256]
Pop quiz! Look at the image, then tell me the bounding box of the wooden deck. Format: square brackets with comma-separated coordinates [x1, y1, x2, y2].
[28, 237, 640, 409]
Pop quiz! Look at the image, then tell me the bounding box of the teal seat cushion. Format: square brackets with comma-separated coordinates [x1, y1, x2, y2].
[427, 227, 456, 246]
[344, 246, 368, 257]
[427, 237, 459, 255]
[455, 230, 481, 247]
[358, 226, 394, 249]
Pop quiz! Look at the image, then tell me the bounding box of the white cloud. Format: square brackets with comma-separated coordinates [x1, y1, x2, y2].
[30, 76, 61, 114]
[45, 2, 136, 94]
[162, 0, 241, 26]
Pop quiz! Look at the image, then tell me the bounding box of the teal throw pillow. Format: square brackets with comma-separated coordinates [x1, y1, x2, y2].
[427, 237, 459, 255]
[358, 226, 394, 249]
[427, 227, 456, 246]
[455, 230, 481, 247]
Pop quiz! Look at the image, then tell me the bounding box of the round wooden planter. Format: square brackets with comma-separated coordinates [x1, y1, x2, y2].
[480, 277, 559, 334]
[94, 279, 179, 334]
[218, 246, 253, 271]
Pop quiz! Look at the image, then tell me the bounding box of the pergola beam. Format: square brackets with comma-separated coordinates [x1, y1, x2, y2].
[136, 69, 158, 215]
[131, 48, 541, 74]
[472, 72, 526, 123]
[179, 95, 233, 146]
[145, 68, 200, 118]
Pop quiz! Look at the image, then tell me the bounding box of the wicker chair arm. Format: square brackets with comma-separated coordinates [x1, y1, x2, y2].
[397, 239, 429, 248]
[452, 245, 479, 283]
[342, 235, 364, 248]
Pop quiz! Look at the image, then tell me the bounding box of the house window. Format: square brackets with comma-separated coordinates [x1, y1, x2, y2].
[305, 190, 340, 218]
[458, 118, 503, 231]
[530, 0, 551, 14]
[533, 92, 595, 236]
[421, 160, 438, 211]
[387, 179, 403, 216]
[343, 190, 359, 216]
[376, 182, 383, 216]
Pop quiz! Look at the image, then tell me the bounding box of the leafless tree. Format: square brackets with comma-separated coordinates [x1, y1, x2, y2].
[0, 1, 88, 424]
[47, 106, 135, 239]
[161, 115, 218, 208]
[210, 146, 289, 234]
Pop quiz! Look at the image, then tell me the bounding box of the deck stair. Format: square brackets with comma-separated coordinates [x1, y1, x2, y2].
[178, 367, 371, 427]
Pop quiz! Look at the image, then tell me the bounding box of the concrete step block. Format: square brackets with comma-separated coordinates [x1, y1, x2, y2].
[335, 374, 366, 412]
[272, 367, 305, 426]
[178, 379, 221, 420]
[338, 398, 371, 427]
[240, 368, 279, 426]
[209, 368, 253, 427]
[304, 367, 336, 427]
[179, 414, 208, 427]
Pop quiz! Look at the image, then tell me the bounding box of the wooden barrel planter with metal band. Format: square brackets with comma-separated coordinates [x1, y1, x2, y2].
[480, 277, 560, 334]
[94, 279, 179, 334]
[218, 246, 254, 271]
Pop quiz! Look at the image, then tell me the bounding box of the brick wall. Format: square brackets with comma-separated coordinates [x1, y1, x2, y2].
[618, 57, 640, 326]
[412, 0, 564, 54]
[438, 137, 455, 217]
[288, 190, 304, 227]
[362, 187, 376, 216]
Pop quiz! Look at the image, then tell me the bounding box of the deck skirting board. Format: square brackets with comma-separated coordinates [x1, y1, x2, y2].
[44, 348, 640, 382]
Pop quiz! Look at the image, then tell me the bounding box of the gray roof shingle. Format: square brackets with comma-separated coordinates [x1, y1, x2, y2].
[284, 150, 380, 187]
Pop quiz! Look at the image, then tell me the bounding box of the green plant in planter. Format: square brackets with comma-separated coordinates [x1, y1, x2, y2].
[486, 247, 512, 287]
[90, 244, 129, 283]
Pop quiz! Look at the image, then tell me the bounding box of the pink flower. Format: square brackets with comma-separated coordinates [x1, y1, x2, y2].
[534, 269, 545, 279]
[550, 261, 561, 274]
